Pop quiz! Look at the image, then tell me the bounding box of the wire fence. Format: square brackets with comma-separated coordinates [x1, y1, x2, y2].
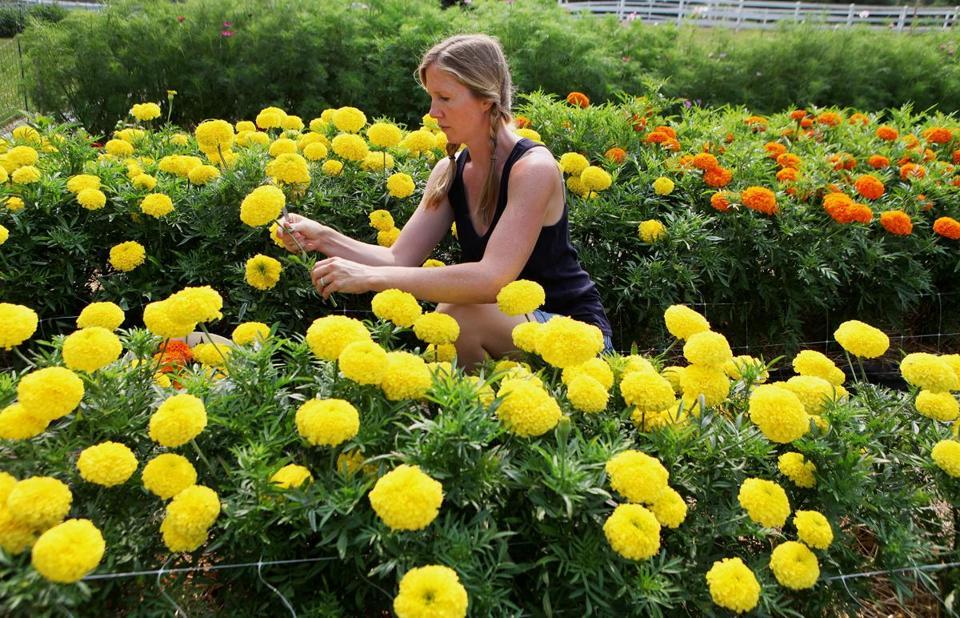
[0, 35, 26, 126]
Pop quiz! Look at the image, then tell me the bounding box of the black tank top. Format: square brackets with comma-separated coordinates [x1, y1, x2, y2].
[449, 138, 613, 338]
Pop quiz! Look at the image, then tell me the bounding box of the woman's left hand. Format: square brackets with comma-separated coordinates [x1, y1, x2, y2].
[311, 257, 378, 299]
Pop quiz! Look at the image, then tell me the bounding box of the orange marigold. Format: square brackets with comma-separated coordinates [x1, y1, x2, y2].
[824, 194, 873, 224]
[776, 167, 799, 183]
[854, 175, 885, 200]
[514, 115, 530, 129]
[879, 210, 912, 236]
[876, 125, 899, 141]
[776, 153, 801, 168]
[691, 152, 719, 170]
[745, 115, 768, 126]
[790, 109, 807, 121]
[724, 132, 735, 143]
[646, 131, 669, 144]
[566, 92, 590, 108]
[664, 138, 681, 152]
[631, 114, 647, 132]
[867, 155, 889, 169]
[900, 163, 926, 180]
[704, 166, 733, 188]
[933, 217, 960, 240]
[800, 118, 814, 129]
[816, 111, 842, 126]
[653, 126, 677, 139]
[922, 127, 953, 144]
[764, 142, 787, 158]
[848, 113, 870, 126]
[710, 192, 731, 212]
[605, 147, 627, 164]
[742, 186, 778, 215]
[903, 134, 920, 148]
[952, 149, 960, 164]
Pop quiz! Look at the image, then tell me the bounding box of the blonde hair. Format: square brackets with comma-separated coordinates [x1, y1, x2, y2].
[417, 34, 513, 225]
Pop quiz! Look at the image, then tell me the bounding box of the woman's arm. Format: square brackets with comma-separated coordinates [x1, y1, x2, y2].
[312, 150, 561, 303]
[278, 159, 456, 267]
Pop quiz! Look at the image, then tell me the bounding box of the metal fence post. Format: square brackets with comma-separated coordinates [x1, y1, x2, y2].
[677, 0, 685, 26]
[846, 3, 854, 26]
[897, 5, 907, 30]
[735, 0, 744, 30]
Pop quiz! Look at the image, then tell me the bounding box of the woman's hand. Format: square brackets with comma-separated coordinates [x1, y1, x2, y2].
[311, 257, 379, 299]
[275, 213, 325, 253]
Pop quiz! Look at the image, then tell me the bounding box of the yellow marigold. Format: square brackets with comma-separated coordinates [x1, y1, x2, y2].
[18, 366, 84, 422]
[142, 300, 194, 339]
[166, 286, 222, 324]
[305, 315, 371, 360]
[631, 401, 688, 432]
[12, 165, 41, 184]
[495, 380, 561, 436]
[270, 464, 313, 489]
[558, 152, 589, 176]
[303, 141, 328, 161]
[372, 289, 422, 327]
[0, 223, 7, 244]
[778, 452, 816, 488]
[109, 240, 147, 272]
[650, 486, 687, 528]
[834, 320, 889, 358]
[338, 340, 389, 385]
[723, 355, 767, 382]
[401, 129, 436, 155]
[131, 171, 157, 188]
[424, 343, 456, 363]
[231, 322, 270, 346]
[7, 477, 72, 529]
[621, 370, 676, 412]
[368, 209, 394, 232]
[149, 393, 207, 447]
[160, 515, 207, 552]
[603, 503, 661, 560]
[140, 192, 174, 218]
[783, 375, 836, 415]
[266, 152, 310, 184]
[194, 119, 235, 152]
[515, 127, 542, 142]
[562, 357, 614, 390]
[331, 133, 369, 162]
[361, 151, 395, 171]
[537, 316, 604, 369]
[749, 384, 810, 443]
[332, 106, 366, 133]
[62, 327, 122, 373]
[0, 472, 17, 503]
[381, 351, 433, 401]
[76, 302, 124, 331]
[31, 519, 104, 583]
[5, 196, 24, 211]
[663, 305, 710, 340]
[0, 506, 36, 555]
[75, 188, 106, 210]
[496, 280, 545, 316]
[165, 485, 220, 536]
[915, 390, 959, 421]
[367, 122, 402, 148]
[295, 398, 359, 446]
[130, 102, 162, 121]
[191, 342, 230, 368]
[652, 176, 674, 196]
[142, 453, 197, 500]
[566, 175, 588, 197]
[683, 331, 732, 368]
[0, 403, 49, 439]
[268, 222, 285, 247]
[638, 219, 667, 243]
[794, 510, 833, 549]
[606, 450, 669, 504]
[377, 227, 400, 247]
[792, 350, 845, 385]
[11, 126, 40, 144]
[413, 312, 459, 345]
[660, 365, 684, 393]
[369, 464, 443, 531]
[580, 166, 612, 192]
[932, 439, 960, 477]
[705, 557, 760, 614]
[0, 302, 38, 349]
[901, 353, 959, 392]
[387, 172, 415, 199]
[77, 441, 137, 487]
[281, 114, 304, 131]
[170, 132, 191, 146]
[187, 164, 220, 185]
[738, 477, 791, 528]
[679, 365, 730, 408]
[770, 541, 820, 590]
[7, 145, 38, 167]
[268, 137, 298, 157]
[509, 321, 541, 353]
[566, 374, 609, 413]
[240, 184, 285, 227]
[394, 565, 468, 618]
[256, 106, 287, 129]
[244, 254, 282, 290]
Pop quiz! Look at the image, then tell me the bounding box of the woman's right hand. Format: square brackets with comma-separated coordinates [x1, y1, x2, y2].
[276, 213, 325, 253]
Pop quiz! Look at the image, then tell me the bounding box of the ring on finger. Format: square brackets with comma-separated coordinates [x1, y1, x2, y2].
[320, 276, 326, 288]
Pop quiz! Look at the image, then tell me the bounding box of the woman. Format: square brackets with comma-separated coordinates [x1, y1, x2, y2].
[277, 34, 612, 368]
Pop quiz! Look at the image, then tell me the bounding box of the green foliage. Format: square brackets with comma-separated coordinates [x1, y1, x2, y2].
[18, 0, 960, 136]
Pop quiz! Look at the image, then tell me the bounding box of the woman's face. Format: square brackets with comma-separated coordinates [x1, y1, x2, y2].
[424, 64, 492, 145]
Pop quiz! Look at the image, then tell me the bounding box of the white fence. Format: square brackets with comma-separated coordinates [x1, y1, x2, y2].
[559, 0, 960, 30]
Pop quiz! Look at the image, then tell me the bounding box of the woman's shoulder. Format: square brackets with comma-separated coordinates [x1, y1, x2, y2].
[512, 141, 561, 178]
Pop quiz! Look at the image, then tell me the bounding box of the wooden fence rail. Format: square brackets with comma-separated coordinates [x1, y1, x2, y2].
[559, 0, 960, 30]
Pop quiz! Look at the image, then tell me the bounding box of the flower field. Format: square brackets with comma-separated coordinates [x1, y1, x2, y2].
[0, 93, 959, 615]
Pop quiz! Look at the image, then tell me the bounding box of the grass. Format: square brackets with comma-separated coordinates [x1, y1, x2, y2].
[0, 37, 26, 126]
